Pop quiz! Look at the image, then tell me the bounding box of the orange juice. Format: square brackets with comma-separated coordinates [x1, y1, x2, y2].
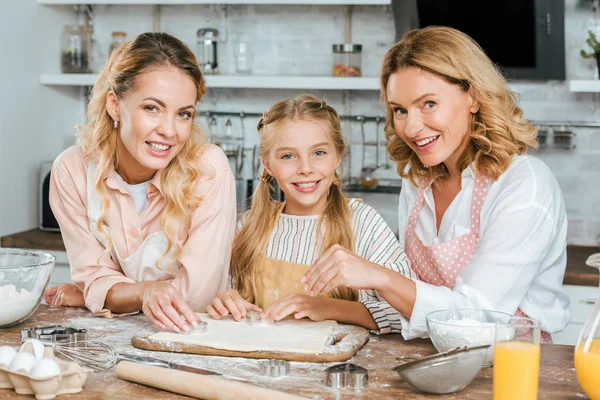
[493, 341, 540, 400]
[575, 338, 600, 400]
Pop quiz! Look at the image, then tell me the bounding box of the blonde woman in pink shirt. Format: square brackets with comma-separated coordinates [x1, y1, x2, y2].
[43, 32, 237, 333]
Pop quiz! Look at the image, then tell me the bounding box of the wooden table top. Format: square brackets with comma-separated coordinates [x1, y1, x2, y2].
[0, 305, 587, 399]
[2, 228, 599, 286]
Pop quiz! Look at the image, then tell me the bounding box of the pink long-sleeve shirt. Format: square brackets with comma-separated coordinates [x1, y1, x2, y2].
[49, 144, 236, 317]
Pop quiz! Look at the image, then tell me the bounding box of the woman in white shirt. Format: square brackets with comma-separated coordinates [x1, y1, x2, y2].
[302, 26, 570, 342]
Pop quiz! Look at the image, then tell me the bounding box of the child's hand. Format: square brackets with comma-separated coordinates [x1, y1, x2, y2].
[206, 289, 262, 321]
[262, 294, 329, 322]
[302, 244, 386, 296]
[44, 284, 85, 307]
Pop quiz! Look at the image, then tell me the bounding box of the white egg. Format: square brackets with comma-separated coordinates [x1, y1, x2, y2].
[30, 357, 61, 379]
[19, 339, 46, 360]
[0, 346, 17, 367]
[8, 352, 37, 373]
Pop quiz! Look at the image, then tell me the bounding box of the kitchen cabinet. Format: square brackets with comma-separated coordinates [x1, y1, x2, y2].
[553, 284, 599, 345]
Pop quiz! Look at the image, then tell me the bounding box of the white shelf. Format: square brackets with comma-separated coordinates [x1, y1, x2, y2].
[568, 80, 600, 93]
[40, 73, 380, 90]
[40, 73, 97, 86]
[39, 0, 390, 5]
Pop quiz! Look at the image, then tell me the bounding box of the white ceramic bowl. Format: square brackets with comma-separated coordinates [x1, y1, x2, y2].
[0, 249, 55, 328]
[426, 309, 513, 367]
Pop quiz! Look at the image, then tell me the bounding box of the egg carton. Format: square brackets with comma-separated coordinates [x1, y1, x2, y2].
[0, 342, 90, 400]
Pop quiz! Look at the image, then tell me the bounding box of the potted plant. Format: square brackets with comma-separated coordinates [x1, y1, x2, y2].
[581, 30, 600, 78]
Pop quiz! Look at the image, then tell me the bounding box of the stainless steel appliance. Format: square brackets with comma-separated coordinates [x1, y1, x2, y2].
[39, 162, 60, 231]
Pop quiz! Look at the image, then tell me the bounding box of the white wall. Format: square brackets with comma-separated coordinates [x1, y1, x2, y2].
[2, 0, 600, 245]
[0, 1, 81, 236]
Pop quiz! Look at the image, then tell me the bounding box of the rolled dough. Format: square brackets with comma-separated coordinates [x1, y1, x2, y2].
[148, 313, 337, 355]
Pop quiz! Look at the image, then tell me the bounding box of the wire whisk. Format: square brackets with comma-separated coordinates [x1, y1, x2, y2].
[41, 340, 118, 371]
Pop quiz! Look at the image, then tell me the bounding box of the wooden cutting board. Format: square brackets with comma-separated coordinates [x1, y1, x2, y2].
[132, 323, 370, 363]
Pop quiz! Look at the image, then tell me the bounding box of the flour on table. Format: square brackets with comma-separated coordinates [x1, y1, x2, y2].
[149, 313, 337, 355]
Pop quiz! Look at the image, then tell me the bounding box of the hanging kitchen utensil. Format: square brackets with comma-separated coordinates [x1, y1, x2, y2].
[374, 117, 381, 169]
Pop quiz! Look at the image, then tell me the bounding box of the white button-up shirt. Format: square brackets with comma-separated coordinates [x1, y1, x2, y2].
[397, 154, 571, 339]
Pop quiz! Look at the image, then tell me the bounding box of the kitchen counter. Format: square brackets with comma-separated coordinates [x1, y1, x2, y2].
[0, 305, 587, 399]
[2, 228, 598, 286]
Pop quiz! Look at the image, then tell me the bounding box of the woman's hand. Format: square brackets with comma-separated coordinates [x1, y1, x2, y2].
[302, 244, 388, 296]
[140, 281, 200, 333]
[44, 284, 85, 307]
[262, 294, 330, 322]
[206, 289, 262, 321]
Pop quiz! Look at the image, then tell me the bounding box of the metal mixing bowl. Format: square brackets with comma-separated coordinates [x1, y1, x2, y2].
[393, 345, 489, 394]
[0, 249, 55, 328]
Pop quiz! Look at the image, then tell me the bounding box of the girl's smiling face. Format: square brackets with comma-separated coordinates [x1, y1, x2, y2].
[263, 119, 340, 216]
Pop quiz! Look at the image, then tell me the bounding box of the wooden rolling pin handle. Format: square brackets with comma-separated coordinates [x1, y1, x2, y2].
[116, 361, 308, 400]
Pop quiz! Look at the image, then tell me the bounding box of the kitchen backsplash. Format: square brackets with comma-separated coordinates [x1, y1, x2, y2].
[76, 0, 600, 245]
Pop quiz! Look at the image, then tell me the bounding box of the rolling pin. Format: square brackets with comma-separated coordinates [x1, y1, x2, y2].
[116, 361, 308, 400]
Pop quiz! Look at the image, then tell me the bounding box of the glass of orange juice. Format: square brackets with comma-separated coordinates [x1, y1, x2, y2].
[493, 316, 541, 400]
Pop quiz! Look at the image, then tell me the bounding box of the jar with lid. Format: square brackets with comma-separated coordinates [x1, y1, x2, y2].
[60, 25, 92, 74]
[196, 28, 219, 75]
[332, 44, 362, 77]
[109, 31, 127, 57]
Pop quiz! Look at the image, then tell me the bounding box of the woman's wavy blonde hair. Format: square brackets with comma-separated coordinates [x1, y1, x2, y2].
[78, 32, 207, 269]
[231, 94, 357, 304]
[380, 26, 538, 186]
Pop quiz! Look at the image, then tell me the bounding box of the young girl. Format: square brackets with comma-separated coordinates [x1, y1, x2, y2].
[207, 94, 414, 332]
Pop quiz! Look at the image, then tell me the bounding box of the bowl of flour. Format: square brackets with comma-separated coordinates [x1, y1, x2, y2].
[426, 309, 513, 367]
[0, 249, 55, 328]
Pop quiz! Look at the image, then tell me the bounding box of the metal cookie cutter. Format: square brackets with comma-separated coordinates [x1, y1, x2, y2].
[246, 310, 273, 326]
[259, 360, 290, 377]
[324, 363, 368, 390]
[21, 325, 88, 344]
[181, 320, 208, 335]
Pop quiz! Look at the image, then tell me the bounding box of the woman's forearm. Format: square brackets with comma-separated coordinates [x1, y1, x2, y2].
[373, 268, 417, 318]
[105, 282, 149, 313]
[324, 298, 379, 330]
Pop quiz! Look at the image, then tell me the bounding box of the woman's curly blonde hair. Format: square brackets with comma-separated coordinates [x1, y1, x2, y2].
[380, 26, 538, 186]
[78, 32, 208, 269]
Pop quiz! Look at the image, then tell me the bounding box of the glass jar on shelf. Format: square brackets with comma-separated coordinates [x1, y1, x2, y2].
[332, 44, 362, 77]
[60, 25, 92, 74]
[574, 253, 600, 400]
[109, 31, 127, 57]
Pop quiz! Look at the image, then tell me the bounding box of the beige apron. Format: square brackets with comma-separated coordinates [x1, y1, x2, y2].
[252, 201, 354, 310]
[254, 256, 334, 309]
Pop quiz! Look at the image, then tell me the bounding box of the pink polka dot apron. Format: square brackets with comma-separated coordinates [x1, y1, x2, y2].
[405, 174, 552, 344]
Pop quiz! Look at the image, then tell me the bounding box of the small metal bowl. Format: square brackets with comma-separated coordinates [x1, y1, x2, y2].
[392, 345, 489, 394]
